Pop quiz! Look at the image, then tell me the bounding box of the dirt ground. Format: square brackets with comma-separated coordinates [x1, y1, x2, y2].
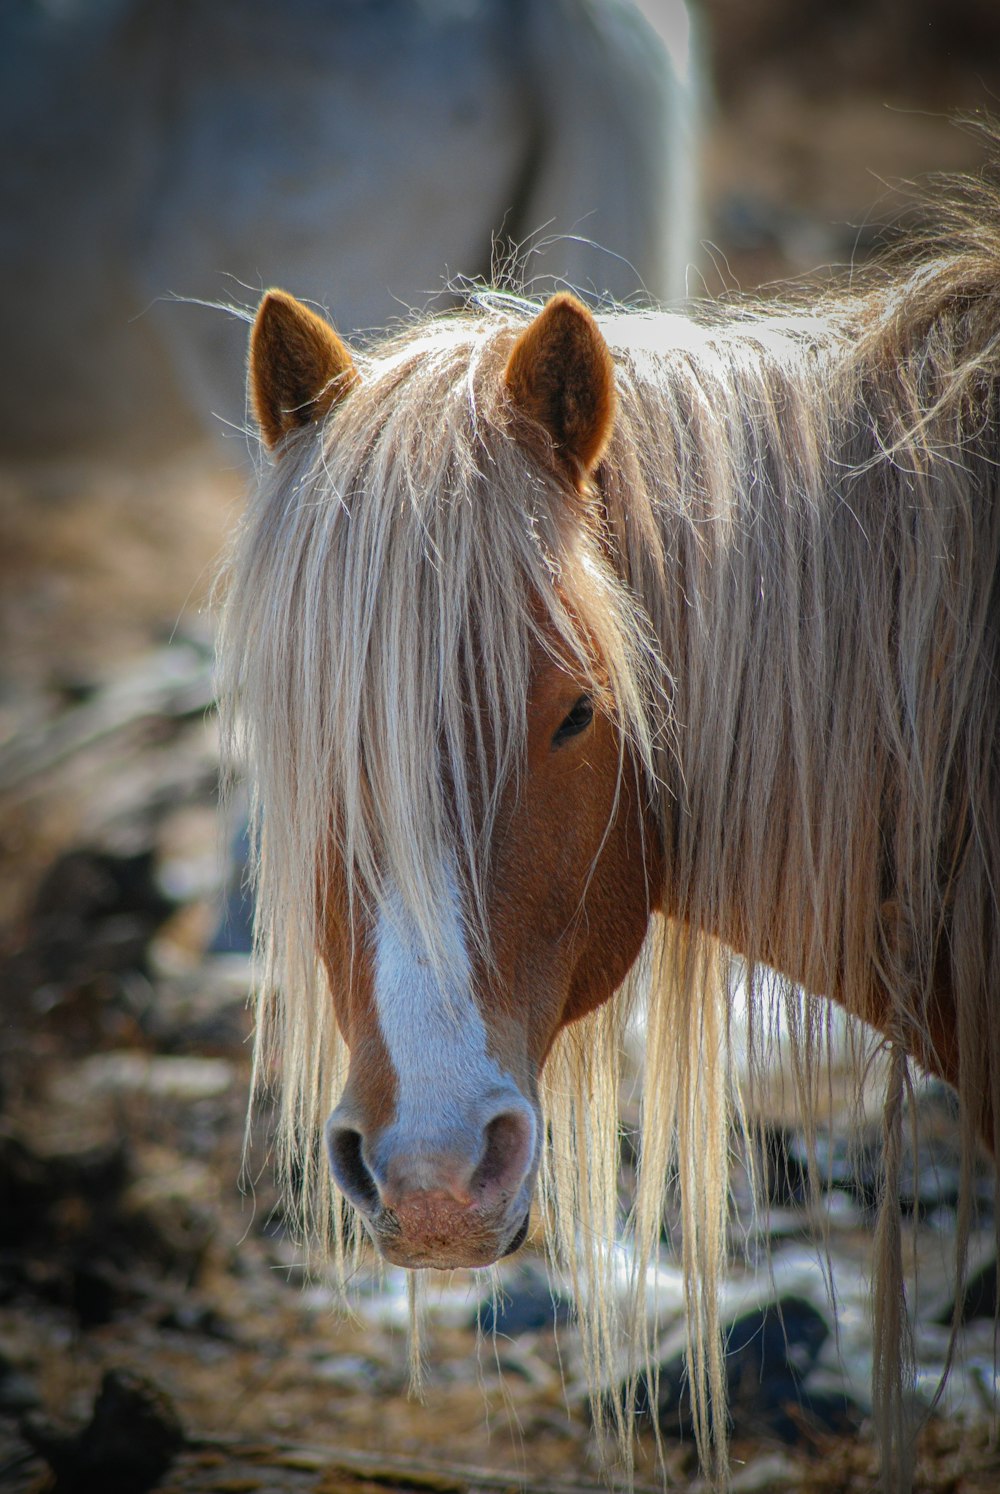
[3, 6, 1000, 1491]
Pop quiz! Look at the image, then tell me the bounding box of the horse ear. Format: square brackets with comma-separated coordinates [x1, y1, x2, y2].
[250, 289, 359, 451]
[504, 292, 616, 478]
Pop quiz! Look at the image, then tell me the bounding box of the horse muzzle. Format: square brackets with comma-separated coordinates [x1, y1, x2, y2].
[325, 1083, 539, 1269]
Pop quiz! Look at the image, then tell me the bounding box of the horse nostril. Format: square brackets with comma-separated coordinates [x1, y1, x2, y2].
[473, 1106, 535, 1203]
[327, 1124, 380, 1215]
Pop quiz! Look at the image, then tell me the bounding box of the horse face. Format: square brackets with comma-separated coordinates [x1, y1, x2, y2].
[250, 288, 659, 1268]
[323, 647, 659, 1269]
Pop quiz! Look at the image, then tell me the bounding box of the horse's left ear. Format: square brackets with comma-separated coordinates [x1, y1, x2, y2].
[250, 289, 359, 452]
[504, 293, 616, 480]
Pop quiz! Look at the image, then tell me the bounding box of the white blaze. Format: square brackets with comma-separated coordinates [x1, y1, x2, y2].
[372, 871, 510, 1142]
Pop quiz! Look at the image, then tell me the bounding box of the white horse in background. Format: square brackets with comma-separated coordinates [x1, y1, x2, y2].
[0, 0, 699, 462]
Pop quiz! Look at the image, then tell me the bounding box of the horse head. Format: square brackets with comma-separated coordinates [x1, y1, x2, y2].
[246, 289, 662, 1269]
[229, 169, 1000, 1482]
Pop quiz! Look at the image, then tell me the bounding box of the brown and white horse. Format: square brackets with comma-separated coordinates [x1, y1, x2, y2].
[220, 164, 1000, 1484]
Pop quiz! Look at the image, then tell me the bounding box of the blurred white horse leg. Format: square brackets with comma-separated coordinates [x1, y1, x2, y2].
[0, 0, 701, 461]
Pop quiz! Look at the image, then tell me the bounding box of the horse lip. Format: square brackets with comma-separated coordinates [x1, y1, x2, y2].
[500, 1210, 531, 1257]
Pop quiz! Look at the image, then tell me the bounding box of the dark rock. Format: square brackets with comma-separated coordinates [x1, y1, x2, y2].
[746, 1122, 903, 1216]
[22, 1367, 184, 1494]
[8, 847, 176, 1005]
[33, 845, 173, 938]
[207, 817, 255, 956]
[118, 1188, 215, 1283]
[0, 1133, 52, 1248]
[70, 1259, 132, 1330]
[935, 1255, 998, 1326]
[0, 1371, 41, 1415]
[755, 1125, 812, 1209]
[0, 1127, 215, 1321]
[157, 1301, 233, 1339]
[841, 1128, 967, 1222]
[636, 1294, 861, 1445]
[0, 1351, 40, 1416]
[788, 1127, 873, 1199]
[475, 1263, 573, 1335]
[0, 1133, 130, 1251]
[766, 1113, 971, 1225]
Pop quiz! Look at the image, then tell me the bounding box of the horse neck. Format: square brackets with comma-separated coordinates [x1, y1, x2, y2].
[605, 297, 1000, 1017]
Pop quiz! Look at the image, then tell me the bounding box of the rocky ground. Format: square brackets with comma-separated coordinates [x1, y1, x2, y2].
[1, 688, 998, 1494]
[3, 7, 1000, 1491]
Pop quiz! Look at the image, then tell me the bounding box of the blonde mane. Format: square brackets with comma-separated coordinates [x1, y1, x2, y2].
[219, 166, 1000, 1488]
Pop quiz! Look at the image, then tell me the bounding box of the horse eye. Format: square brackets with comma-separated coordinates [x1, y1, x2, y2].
[552, 695, 594, 748]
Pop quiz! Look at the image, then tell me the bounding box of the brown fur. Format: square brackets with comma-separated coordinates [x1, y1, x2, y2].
[504, 292, 617, 477]
[250, 289, 359, 450]
[479, 653, 661, 1069]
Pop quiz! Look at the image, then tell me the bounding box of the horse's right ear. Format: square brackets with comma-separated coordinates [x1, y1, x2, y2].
[250, 290, 359, 452]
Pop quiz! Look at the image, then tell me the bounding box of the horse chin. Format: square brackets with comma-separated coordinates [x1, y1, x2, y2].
[371, 1226, 518, 1271]
[361, 1200, 534, 1271]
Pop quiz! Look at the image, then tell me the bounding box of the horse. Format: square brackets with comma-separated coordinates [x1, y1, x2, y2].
[218, 152, 1000, 1487]
[0, 0, 697, 462]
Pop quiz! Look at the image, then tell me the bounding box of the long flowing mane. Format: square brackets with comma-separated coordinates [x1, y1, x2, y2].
[220, 155, 1000, 1486]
